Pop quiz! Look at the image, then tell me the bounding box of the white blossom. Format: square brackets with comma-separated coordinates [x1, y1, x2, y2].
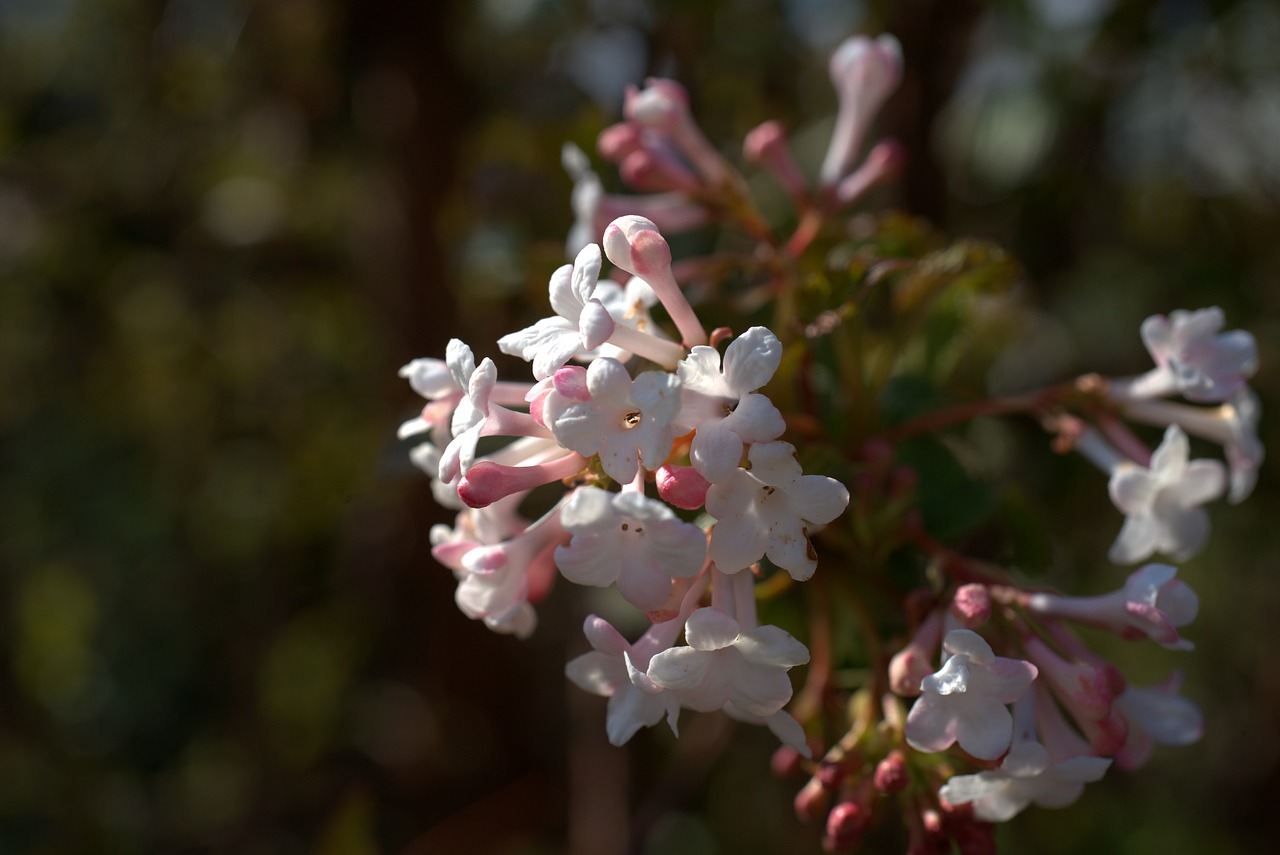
[555, 486, 707, 611]
[565, 614, 683, 746]
[1125, 307, 1258, 403]
[1108, 425, 1226, 564]
[904, 629, 1038, 761]
[676, 326, 787, 483]
[498, 243, 616, 380]
[705, 441, 850, 579]
[543, 357, 682, 483]
[645, 607, 810, 731]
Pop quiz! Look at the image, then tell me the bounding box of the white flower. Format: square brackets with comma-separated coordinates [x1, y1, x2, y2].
[904, 629, 1038, 761]
[1118, 390, 1264, 505]
[705, 441, 850, 579]
[1026, 563, 1199, 651]
[435, 504, 567, 638]
[646, 607, 810, 723]
[676, 326, 787, 483]
[940, 741, 1111, 822]
[1130, 307, 1258, 403]
[498, 243, 616, 380]
[554, 486, 707, 611]
[1114, 673, 1203, 771]
[543, 357, 682, 483]
[397, 342, 468, 446]
[565, 614, 683, 746]
[1107, 425, 1226, 564]
[939, 685, 1112, 821]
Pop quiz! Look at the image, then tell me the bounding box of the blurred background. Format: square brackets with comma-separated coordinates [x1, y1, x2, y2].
[1, 0, 1278, 852]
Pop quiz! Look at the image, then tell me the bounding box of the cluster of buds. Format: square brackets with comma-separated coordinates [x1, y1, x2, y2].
[399, 28, 1263, 854]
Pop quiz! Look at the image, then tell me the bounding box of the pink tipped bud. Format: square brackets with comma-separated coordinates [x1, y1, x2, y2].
[833, 139, 906, 208]
[820, 34, 904, 187]
[744, 119, 809, 201]
[873, 750, 909, 794]
[816, 758, 850, 791]
[602, 215, 706, 347]
[823, 802, 868, 853]
[603, 215, 667, 276]
[794, 777, 830, 823]
[624, 78, 690, 130]
[889, 611, 942, 696]
[552, 366, 590, 402]
[458, 454, 586, 509]
[771, 744, 804, 779]
[620, 149, 702, 193]
[656, 464, 711, 510]
[950, 584, 991, 629]
[597, 122, 643, 162]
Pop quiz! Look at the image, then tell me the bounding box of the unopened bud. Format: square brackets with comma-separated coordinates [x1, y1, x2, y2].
[771, 744, 804, 779]
[794, 777, 830, 823]
[823, 801, 868, 853]
[873, 750, 909, 794]
[597, 122, 643, 162]
[656, 464, 711, 510]
[950, 584, 991, 629]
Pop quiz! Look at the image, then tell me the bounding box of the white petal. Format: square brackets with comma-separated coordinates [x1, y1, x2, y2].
[735, 625, 810, 668]
[684, 607, 741, 651]
[647, 646, 713, 690]
[722, 326, 782, 393]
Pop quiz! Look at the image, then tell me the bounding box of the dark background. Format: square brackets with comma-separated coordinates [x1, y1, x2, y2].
[1, 0, 1277, 852]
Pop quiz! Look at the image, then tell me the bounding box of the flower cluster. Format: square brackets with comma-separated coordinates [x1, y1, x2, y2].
[402, 213, 849, 753]
[398, 29, 1261, 855]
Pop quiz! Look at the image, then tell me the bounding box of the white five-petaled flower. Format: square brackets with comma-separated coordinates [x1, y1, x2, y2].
[939, 716, 1111, 822]
[543, 357, 682, 484]
[645, 606, 810, 730]
[675, 326, 787, 483]
[1126, 307, 1258, 403]
[555, 486, 707, 612]
[705, 441, 850, 579]
[1026, 563, 1199, 650]
[498, 243, 615, 380]
[1107, 425, 1226, 564]
[904, 629, 1038, 761]
[565, 614, 684, 746]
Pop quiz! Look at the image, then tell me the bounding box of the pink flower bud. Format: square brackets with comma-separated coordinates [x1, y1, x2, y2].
[833, 139, 906, 208]
[620, 148, 702, 193]
[656, 464, 711, 510]
[820, 34, 904, 187]
[458, 454, 587, 509]
[823, 801, 868, 853]
[744, 119, 809, 202]
[950, 584, 991, 629]
[597, 122, 643, 162]
[889, 610, 942, 696]
[603, 216, 706, 347]
[771, 744, 804, 779]
[552, 366, 590, 402]
[794, 777, 830, 823]
[873, 750, 909, 794]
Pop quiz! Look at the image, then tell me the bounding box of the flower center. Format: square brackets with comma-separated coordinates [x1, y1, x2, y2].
[621, 410, 642, 429]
